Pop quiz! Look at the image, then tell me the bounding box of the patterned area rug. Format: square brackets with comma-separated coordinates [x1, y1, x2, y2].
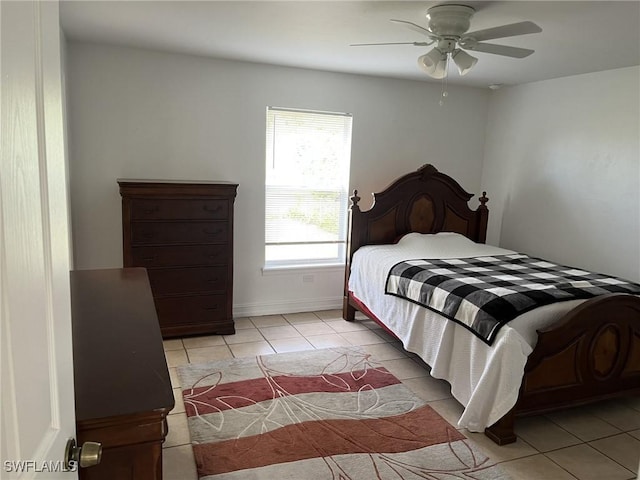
[177, 347, 510, 479]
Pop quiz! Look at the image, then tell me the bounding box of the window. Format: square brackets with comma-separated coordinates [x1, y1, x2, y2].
[265, 107, 352, 267]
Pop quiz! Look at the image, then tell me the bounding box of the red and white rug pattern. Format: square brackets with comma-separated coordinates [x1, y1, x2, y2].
[177, 347, 510, 479]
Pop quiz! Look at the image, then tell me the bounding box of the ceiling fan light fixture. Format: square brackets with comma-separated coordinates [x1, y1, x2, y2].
[418, 48, 448, 79]
[451, 48, 478, 76]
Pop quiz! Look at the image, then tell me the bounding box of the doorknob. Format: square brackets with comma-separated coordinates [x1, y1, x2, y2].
[65, 438, 102, 469]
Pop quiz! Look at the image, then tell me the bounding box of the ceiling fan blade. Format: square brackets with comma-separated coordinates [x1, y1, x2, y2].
[350, 41, 432, 47]
[463, 21, 542, 42]
[390, 19, 435, 38]
[463, 42, 535, 58]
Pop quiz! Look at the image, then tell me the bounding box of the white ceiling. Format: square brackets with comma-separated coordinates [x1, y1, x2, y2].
[60, 1, 640, 88]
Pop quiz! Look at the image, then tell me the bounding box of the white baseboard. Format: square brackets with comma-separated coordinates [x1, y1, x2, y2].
[233, 296, 343, 318]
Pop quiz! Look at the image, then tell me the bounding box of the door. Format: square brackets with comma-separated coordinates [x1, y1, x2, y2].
[1, 1, 77, 478]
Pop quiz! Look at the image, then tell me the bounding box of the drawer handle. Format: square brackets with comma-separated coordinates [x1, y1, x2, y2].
[203, 205, 222, 214]
[207, 254, 219, 259]
[143, 206, 159, 214]
[142, 232, 155, 239]
[206, 278, 219, 283]
[203, 228, 223, 235]
[203, 305, 219, 311]
[142, 256, 157, 261]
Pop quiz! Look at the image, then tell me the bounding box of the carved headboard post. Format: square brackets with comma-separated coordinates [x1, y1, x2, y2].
[343, 190, 362, 321]
[476, 192, 489, 244]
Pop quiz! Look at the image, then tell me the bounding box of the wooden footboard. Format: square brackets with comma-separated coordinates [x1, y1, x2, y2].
[486, 293, 640, 444]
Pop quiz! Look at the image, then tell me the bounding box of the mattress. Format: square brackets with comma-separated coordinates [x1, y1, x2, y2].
[348, 232, 584, 431]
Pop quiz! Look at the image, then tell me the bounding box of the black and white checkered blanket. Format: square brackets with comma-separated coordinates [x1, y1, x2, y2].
[385, 253, 640, 345]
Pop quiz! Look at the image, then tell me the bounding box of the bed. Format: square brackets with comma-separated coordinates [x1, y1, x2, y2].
[342, 163, 640, 445]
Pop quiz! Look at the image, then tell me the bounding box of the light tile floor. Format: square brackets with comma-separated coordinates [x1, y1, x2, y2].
[162, 310, 640, 480]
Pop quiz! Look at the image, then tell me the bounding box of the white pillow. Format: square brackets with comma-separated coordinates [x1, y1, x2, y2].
[397, 231, 476, 247]
[396, 232, 514, 258]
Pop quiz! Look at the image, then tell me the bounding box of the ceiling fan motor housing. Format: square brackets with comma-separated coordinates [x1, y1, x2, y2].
[426, 4, 475, 37]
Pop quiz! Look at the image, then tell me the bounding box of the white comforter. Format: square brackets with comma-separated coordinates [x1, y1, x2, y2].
[348, 232, 584, 432]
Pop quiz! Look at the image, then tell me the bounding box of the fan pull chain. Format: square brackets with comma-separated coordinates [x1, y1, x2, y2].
[439, 55, 451, 106]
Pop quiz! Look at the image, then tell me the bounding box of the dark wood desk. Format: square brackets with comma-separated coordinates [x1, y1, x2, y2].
[71, 268, 175, 480]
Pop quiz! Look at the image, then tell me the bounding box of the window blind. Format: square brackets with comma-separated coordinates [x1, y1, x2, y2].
[265, 107, 352, 265]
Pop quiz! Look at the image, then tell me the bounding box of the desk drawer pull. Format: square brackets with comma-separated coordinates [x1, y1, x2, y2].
[144, 206, 160, 215]
[203, 305, 219, 311]
[142, 256, 157, 261]
[203, 228, 223, 235]
[203, 205, 223, 214]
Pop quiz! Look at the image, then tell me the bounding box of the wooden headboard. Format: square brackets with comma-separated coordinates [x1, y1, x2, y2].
[343, 164, 489, 318]
[345, 163, 488, 263]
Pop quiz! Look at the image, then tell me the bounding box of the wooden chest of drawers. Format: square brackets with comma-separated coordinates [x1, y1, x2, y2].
[118, 180, 238, 338]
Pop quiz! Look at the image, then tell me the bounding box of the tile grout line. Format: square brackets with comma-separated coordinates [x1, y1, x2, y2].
[539, 408, 640, 474]
[542, 446, 635, 480]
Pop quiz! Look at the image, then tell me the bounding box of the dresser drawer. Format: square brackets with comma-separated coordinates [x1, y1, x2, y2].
[155, 294, 228, 325]
[131, 245, 228, 267]
[131, 199, 228, 220]
[131, 222, 228, 245]
[147, 267, 227, 296]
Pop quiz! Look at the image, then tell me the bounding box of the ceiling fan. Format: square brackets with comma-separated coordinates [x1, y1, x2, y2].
[352, 3, 542, 79]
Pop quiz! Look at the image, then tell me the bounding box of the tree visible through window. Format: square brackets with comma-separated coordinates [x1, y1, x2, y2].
[265, 107, 352, 266]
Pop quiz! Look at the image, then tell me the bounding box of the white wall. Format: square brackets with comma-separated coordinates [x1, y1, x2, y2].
[66, 42, 489, 315]
[482, 66, 640, 282]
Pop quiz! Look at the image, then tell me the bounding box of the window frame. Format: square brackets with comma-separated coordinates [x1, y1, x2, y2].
[264, 106, 353, 269]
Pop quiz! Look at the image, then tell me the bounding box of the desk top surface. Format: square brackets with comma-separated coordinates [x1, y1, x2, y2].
[71, 268, 174, 421]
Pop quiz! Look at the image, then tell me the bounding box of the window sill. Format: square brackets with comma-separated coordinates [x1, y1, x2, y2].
[261, 263, 345, 276]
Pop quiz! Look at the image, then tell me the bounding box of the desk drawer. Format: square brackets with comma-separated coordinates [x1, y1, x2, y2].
[131, 199, 228, 220]
[131, 245, 228, 267]
[147, 267, 227, 295]
[131, 222, 228, 245]
[155, 294, 228, 325]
